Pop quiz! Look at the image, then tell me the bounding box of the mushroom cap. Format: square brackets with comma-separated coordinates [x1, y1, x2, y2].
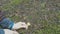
[27, 22, 31, 26]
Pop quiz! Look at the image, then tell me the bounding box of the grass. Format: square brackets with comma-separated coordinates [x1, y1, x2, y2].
[1, 0, 60, 34]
